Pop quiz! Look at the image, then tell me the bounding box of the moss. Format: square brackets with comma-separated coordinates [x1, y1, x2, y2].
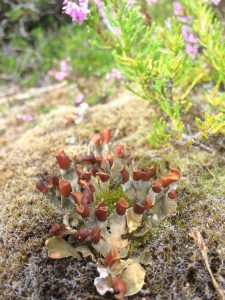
[95, 187, 132, 213]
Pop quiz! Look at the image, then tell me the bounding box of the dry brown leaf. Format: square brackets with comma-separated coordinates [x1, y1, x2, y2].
[45, 237, 81, 260]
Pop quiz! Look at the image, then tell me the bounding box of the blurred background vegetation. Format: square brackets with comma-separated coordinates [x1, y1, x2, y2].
[0, 0, 114, 87]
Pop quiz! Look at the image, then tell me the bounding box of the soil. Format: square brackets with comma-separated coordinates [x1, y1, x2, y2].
[0, 83, 224, 300]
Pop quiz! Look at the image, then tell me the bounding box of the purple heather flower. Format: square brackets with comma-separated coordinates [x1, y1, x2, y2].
[49, 59, 71, 81]
[18, 114, 34, 123]
[178, 16, 188, 23]
[187, 33, 198, 44]
[182, 26, 198, 44]
[127, 0, 136, 6]
[173, 2, 183, 16]
[209, 0, 221, 4]
[146, 0, 159, 4]
[93, 0, 119, 36]
[75, 93, 85, 104]
[62, 0, 89, 24]
[186, 43, 199, 59]
[105, 68, 124, 81]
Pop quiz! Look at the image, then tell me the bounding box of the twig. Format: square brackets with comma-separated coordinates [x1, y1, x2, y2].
[189, 230, 225, 300]
[0, 81, 68, 105]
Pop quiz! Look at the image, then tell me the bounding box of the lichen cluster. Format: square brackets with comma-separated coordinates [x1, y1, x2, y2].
[36, 128, 181, 299]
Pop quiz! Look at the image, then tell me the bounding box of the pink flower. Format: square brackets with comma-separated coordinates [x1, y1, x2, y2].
[146, 0, 158, 4]
[185, 43, 199, 59]
[105, 68, 124, 81]
[93, 0, 119, 36]
[209, 0, 221, 4]
[182, 26, 198, 44]
[18, 114, 34, 122]
[127, 0, 136, 6]
[49, 59, 71, 81]
[173, 2, 183, 16]
[62, 0, 89, 24]
[75, 93, 85, 104]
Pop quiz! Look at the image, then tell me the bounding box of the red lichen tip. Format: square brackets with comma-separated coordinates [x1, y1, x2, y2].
[133, 166, 155, 181]
[59, 179, 72, 197]
[90, 133, 102, 146]
[104, 247, 120, 267]
[119, 166, 129, 184]
[133, 203, 145, 214]
[96, 172, 110, 182]
[102, 128, 111, 144]
[112, 276, 127, 300]
[152, 179, 163, 193]
[79, 171, 92, 182]
[82, 153, 101, 165]
[36, 179, 48, 193]
[161, 168, 180, 188]
[55, 149, 71, 170]
[71, 191, 82, 204]
[47, 175, 59, 188]
[91, 225, 101, 244]
[133, 169, 142, 181]
[144, 195, 153, 210]
[114, 144, 125, 159]
[75, 229, 90, 242]
[168, 189, 177, 200]
[116, 198, 129, 215]
[75, 204, 90, 218]
[97, 200, 106, 208]
[143, 165, 155, 181]
[81, 186, 94, 205]
[95, 206, 108, 222]
[65, 116, 74, 125]
[50, 224, 67, 236]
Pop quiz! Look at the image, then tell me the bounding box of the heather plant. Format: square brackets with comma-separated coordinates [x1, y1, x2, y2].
[63, 0, 225, 146]
[36, 129, 181, 298]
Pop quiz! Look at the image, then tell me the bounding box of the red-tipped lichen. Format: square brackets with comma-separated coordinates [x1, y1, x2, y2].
[116, 198, 129, 215]
[47, 175, 59, 188]
[75, 204, 90, 218]
[102, 128, 111, 144]
[36, 179, 48, 193]
[95, 206, 108, 222]
[112, 276, 127, 300]
[144, 195, 152, 210]
[90, 133, 102, 145]
[161, 168, 180, 188]
[119, 166, 129, 184]
[114, 144, 125, 159]
[56, 149, 71, 170]
[75, 230, 90, 242]
[133, 203, 145, 214]
[104, 247, 120, 267]
[96, 172, 110, 182]
[168, 189, 177, 199]
[59, 179, 72, 197]
[91, 225, 101, 244]
[152, 179, 163, 193]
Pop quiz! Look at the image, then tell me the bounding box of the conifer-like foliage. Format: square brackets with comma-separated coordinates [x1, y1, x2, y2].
[67, 0, 225, 146]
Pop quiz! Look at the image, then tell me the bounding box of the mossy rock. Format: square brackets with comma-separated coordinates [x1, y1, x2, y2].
[0, 90, 224, 299]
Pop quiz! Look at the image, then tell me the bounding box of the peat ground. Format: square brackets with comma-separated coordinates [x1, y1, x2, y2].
[0, 83, 224, 299]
